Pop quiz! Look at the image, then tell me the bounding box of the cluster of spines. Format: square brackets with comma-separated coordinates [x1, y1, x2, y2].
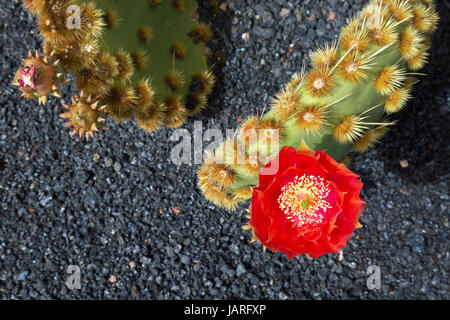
[198, 0, 438, 210]
[20, 0, 215, 138]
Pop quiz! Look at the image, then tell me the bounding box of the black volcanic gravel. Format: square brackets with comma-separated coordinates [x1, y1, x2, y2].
[0, 0, 449, 299]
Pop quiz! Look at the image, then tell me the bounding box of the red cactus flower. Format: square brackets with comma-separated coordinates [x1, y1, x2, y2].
[248, 144, 365, 259]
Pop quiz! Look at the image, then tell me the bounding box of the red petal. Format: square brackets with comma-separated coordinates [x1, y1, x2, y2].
[257, 146, 297, 189]
[315, 150, 358, 178]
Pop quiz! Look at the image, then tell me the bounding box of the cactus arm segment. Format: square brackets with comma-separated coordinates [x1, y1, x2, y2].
[198, 0, 439, 210]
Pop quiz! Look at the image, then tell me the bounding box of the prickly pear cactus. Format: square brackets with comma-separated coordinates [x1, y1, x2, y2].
[197, 0, 439, 210]
[16, 0, 214, 139]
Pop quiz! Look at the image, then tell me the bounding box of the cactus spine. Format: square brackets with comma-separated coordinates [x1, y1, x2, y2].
[18, 0, 214, 138]
[198, 0, 439, 210]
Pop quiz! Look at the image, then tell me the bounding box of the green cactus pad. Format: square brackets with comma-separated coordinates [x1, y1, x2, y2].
[79, 0, 208, 103]
[24, 0, 214, 133]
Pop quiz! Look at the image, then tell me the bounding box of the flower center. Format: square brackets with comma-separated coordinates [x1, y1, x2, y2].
[278, 175, 332, 230]
[299, 197, 310, 209]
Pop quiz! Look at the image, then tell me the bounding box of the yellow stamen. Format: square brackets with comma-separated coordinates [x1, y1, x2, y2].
[278, 175, 332, 230]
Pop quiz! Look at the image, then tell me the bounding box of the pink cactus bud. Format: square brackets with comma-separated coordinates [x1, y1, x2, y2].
[18, 65, 36, 89]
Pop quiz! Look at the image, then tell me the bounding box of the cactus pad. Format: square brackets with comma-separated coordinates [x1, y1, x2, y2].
[197, 0, 439, 210]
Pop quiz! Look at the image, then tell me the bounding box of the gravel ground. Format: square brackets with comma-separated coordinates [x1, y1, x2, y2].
[0, 0, 449, 299]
